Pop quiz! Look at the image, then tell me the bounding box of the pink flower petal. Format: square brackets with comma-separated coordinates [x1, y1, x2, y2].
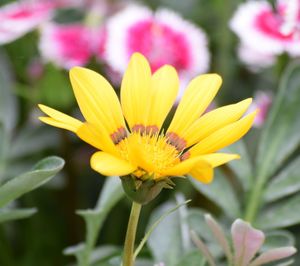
[39, 23, 93, 69]
[105, 5, 209, 79]
[230, 0, 300, 58]
[0, 0, 53, 44]
[231, 219, 265, 266]
[248, 90, 273, 127]
[249, 247, 297, 266]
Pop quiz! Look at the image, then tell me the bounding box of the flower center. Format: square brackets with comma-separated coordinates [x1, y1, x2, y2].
[117, 131, 181, 179]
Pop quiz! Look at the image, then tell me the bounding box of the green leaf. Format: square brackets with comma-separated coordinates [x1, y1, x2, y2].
[256, 62, 300, 180]
[0, 122, 9, 182]
[89, 246, 121, 265]
[0, 156, 64, 207]
[261, 230, 295, 252]
[147, 197, 191, 266]
[0, 208, 37, 223]
[9, 126, 59, 159]
[134, 198, 191, 259]
[64, 178, 125, 266]
[189, 169, 240, 218]
[0, 51, 18, 133]
[175, 250, 206, 266]
[147, 200, 189, 266]
[187, 209, 224, 258]
[264, 156, 300, 203]
[222, 140, 253, 191]
[256, 194, 300, 230]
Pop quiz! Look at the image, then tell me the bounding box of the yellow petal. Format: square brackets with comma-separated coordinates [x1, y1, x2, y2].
[76, 123, 119, 156]
[168, 74, 222, 136]
[161, 157, 211, 177]
[189, 111, 257, 156]
[38, 104, 82, 133]
[120, 53, 152, 129]
[147, 65, 179, 129]
[90, 151, 136, 176]
[197, 153, 240, 167]
[183, 98, 252, 146]
[69, 67, 125, 135]
[189, 165, 213, 184]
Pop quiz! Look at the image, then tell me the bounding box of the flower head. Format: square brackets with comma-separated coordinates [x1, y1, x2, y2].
[230, 0, 300, 67]
[39, 23, 94, 69]
[39, 53, 255, 186]
[0, 0, 53, 44]
[104, 6, 209, 78]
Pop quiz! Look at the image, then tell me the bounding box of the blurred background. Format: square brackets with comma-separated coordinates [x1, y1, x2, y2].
[1, 0, 300, 265]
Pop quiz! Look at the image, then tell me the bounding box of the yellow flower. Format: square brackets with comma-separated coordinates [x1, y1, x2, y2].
[39, 53, 256, 184]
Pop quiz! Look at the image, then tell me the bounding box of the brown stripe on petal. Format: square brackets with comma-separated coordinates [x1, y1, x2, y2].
[180, 151, 190, 161]
[145, 125, 159, 135]
[166, 132, 187, 152]
[132, 124, 146, 134]
[110, 127, 127, 144]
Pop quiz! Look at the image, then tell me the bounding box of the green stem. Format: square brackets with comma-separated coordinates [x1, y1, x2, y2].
[122, 202, 142, 266]
[244, 176, 265, 223]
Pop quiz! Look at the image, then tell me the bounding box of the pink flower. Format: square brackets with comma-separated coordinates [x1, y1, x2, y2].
[39, 23, 94, 69]
[104, 5, 210, 78]
[230, 0, 300, 66]
[0, 0, 54, 44]
[93, 27, 107, 62]
[237, 44, 276, 71]
[249, 91, 273, 128]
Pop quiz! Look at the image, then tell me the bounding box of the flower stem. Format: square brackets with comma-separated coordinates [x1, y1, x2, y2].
[244, 175, 265, 223]
[122, 201, 142, 266]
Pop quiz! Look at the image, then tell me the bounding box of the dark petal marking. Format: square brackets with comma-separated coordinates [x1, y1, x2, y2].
[110, 127, 127, 144]
[166, 132, 187, 152]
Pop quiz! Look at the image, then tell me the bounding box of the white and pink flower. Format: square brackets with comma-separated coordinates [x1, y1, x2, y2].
[230, 0, 300, 67]
[39, 23, 94, 69]
[104, 5, 210, 79]
[237, 44, 276, 71]
[0, 0, 54, 45]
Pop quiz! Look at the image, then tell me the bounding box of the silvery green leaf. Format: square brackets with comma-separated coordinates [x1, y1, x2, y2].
[0, 156, 64, 207]
[256, 62, 300, 180]
[189, 169, 240, 218]
[0, 208, 37, 223]
[256, 194, 300, 229]
[264, 156, 300, 203]
[222, 140, 253, 191]
[0, 51, 18, 133]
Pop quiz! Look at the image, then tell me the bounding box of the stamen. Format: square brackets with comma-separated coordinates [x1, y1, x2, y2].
[110, 127, 127, 144]
[132, 124, 146, 134]
[145, 125, 159, 135]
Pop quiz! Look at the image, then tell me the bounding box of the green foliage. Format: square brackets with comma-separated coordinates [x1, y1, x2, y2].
[1, 0, 300, 264]
[256, 62, 300, 180]
[189, 170, 241, 219]
[147, 199, 191, 266]
[0, 208, 37, 223]
[0, 156, 64, 207]
[64, 178, 125, 265]
[0, 51, 18, 133]
[188, 62, 300, 230]
[264, 156, 300, 203]
[38, 65, 75, 110]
